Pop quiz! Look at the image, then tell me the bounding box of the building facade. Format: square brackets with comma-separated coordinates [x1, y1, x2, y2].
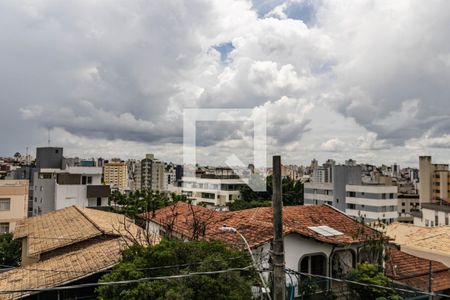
[140, 154, 164, 191]
[0, 180, 28, 233]
[103, 160, 128, 191]
[419, 156, 450, 204]
[345, 184, 398, 223]
[305, 164, 398, 223]
[33, 166, 110, 215]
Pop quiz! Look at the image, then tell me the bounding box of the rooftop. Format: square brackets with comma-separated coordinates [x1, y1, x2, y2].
[385, 223, 450, 257]
[0, 206, 157, 299]
[386, 247, 450, 292]
[142, 202, 381, 249]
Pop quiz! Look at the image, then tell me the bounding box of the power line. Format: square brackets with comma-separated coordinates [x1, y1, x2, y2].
[0, 254, 249, 275]
[0, 266, 253, 295]
[285, 268, 450, 299]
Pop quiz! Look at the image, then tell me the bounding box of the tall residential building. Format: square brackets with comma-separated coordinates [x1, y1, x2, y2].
[305, 164, 398, 223]
[419, 156, 450, 204]
[103, 160, 128, 191]
[33, 166, 110, 215]
[0, 180, 28, 233]
[140, 154, 164, 191]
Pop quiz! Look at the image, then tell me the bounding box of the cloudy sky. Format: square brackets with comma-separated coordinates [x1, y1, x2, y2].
[1, 0, 450, 167]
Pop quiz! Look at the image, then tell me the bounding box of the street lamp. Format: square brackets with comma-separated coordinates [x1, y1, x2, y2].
[220, 225, 272, 300]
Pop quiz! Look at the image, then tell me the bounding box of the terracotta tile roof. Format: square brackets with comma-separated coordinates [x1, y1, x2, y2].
[0, 206, 158, 299]
[386, 248, 450, 292]
[0, 238, 124, 300]
[14, 206, 102, 257]
[13, 206, 148, 256]
[142, 203, 380, 249]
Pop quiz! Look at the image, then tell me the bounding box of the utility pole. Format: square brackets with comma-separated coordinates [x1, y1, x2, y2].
[272, 155, 285, 300]
[428, 260, 433, 300]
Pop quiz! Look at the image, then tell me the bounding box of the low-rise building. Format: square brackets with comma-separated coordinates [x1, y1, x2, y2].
[182, 168, 245, 207]
[385, 223, 450, 267]
[386, 247, 450, 294]
[33, 166, 110, 215]
[413, 202, 450, 227]
[0, 180, 28, 233]
[143, 202, 383, 298]
[0, 206, 157, 299]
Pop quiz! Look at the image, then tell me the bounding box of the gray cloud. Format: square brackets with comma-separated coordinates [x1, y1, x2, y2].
[0, 0, 449, 165]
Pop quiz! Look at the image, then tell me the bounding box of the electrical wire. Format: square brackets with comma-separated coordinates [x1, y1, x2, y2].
[0, 255, 249, 274]
[285, 268, 450, 299]
[0, 266, 254, 294]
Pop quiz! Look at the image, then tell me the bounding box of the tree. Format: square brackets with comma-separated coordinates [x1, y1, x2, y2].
[0, 233, 21, 267]
[109, 190, 185, 221]
[346, 263, 402, 300]
[232, 175, 303, 211]
[97, 239, 256, 300]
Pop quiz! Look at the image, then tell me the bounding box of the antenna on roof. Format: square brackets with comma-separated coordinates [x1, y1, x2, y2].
[48, 128, 51, 146]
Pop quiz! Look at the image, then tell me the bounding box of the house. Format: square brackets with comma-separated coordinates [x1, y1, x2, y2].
[413, 202, 450, 227]
[0, 206, 157, 300]
[385, 223, 450, 267]
[386, 247, 450, 294]
[142, 202, 383, 297]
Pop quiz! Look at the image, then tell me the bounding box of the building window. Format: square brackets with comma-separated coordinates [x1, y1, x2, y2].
[425, 220, 429, 226]
[401, 209, 405, 213]
[402, 202, 405, 206]
[446, 217, 449, 226]
[0, 199, 11, 211]
[0, 223, 9, 233]
[97, 197, 102, 206]
[299, 254, 327, 280]
[347, 203, 356, 209]
[389, 193, 394, 199]
[435, 215, 439, 225]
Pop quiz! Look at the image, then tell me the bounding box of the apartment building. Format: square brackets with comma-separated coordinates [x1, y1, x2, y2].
[103, 160, 128, 191]
[345, 184, 398, 223]
[182, 167, 244, 207]
[33, 166, 110, 215]
[0, 180, 28, 233]
[140, 154, 164, 191]
[305, 164, 398, 223]
[419, 156, 450, 204]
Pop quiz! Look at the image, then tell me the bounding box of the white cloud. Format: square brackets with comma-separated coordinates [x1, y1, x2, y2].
[0, 0, 449, 166]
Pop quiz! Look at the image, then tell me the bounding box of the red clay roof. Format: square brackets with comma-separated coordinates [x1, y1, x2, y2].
[142, 202, 380, 249]
[386, 247, 450, 292]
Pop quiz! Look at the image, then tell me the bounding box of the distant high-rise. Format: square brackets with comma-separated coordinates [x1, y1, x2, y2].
[140, 154, 164, 191]
[103, 160, 128, 191]
[419, 156, 449, 204]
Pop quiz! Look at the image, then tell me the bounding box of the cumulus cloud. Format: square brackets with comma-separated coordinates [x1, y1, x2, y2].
[0, 0, 449, 165]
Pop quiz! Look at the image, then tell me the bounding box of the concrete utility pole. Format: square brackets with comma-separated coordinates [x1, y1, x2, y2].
[272, 155, 285, 300]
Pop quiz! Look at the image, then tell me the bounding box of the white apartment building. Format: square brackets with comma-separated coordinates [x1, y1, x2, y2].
[182, 176, 244, 207]
[345, 184, 398, 223]
[33, 166, 110, 215]
[305, 164, 398, 223]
